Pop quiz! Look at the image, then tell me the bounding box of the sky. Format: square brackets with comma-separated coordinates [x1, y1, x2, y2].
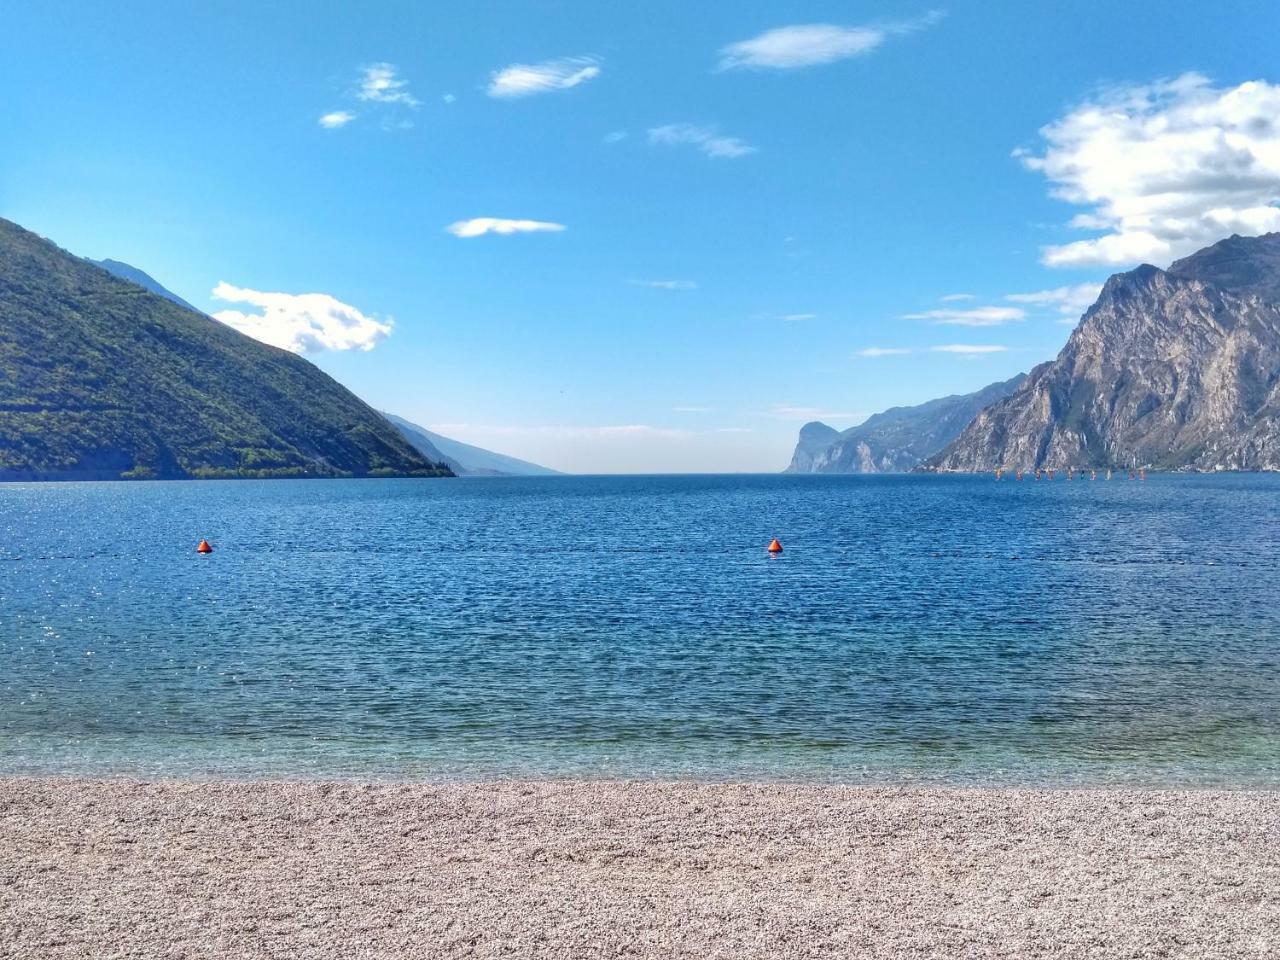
[3, 0, 1280, 473]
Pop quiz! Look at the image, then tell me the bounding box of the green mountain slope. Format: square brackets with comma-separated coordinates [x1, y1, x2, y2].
[0, 218, 452, 480]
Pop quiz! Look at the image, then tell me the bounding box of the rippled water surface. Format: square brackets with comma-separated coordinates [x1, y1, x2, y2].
[3, 474, 1279, 785]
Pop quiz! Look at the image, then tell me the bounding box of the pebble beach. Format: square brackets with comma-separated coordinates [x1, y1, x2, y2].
[2, 778, 1277, 959]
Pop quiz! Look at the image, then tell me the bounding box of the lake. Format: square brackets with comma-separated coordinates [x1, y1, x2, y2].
[3, 474, 1279, 785]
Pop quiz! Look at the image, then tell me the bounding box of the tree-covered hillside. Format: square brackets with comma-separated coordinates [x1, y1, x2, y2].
[0, 218, 451, 479]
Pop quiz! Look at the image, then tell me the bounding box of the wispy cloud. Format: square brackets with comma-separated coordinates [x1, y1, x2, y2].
[648, 123, 756, 159]
[903, 306, 1025, 326]
[717, 12, 945, 70]
[1006, 283, 1103, 320]
[768, 405, 864, 421]
[930, 344, 1008, 354]
[1020, 73, 1280, 267]
[488, 56, 601, 98]
[629, 279, 697, 290]
[781, 313, 816, 321]
[856, 347, 912, 357]
[442, 93, 457, 104]
[357, 63, 419, 106]
[429, 423, 691, 440]
[603, 130, 628, 144]
[211, 282, 392, 354]
[318, 110, 356, 129]
[673, 405, 713, 413]
[939, 292, 975, 302]
[446, 218, 566, 238]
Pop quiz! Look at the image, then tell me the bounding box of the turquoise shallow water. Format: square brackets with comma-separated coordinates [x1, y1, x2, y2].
[2, 474, 1279, 786]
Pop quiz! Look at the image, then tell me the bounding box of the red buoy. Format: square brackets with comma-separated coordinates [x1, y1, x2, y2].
[196, 539, 213, 554]
[767, 538, 783, 554]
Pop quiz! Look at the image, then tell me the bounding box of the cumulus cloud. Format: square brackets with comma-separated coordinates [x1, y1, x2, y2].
[930, 344, 1008, 354]
[357, 63, 419, 106]
[717, 12, 944, 70]
[856, 347, 912, 357]
[648, 123, 756, 159]
[903, 306, 1025, 326]
[1021, 73, 1280, 268]
[318, 110, 356, 129]
[211, 282, 393, 353]
[1006, 283, 1104, 320]
[488, 56, 601, 98]
[446, 218, 566, 238]
[629, 279, 697, 289]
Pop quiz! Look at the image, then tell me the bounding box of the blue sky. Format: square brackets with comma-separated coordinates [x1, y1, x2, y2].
[3, 1, 1279, 472]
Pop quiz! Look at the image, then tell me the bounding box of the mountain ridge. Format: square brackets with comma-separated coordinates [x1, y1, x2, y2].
[383, 412, 560, 476]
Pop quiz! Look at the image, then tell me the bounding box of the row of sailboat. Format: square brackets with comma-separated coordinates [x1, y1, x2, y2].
[993, 467, 1146, 481]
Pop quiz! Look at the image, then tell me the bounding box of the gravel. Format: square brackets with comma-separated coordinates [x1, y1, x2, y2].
[1, 778, 1277, 958]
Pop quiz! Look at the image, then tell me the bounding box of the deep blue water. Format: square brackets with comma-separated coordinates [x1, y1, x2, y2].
[3, 474, 1279, 786]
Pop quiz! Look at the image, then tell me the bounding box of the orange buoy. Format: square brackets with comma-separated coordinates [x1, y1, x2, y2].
[767, 538, 783, 554]
[196, 539, 213, 554]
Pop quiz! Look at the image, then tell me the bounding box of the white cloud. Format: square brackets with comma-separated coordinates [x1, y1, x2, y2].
[781, 313, 816, 321]
[629, 279, 697, 289]
[648, 123, 756, 159]
[488, 56, 601, 98]
[1006, 282, 1104, 318]
[211, 282, 392, 354]
[442, 93, 456, 104]
[673, 405, 712, 413]
[357, 63, 419, 106]
[717, 12, 944, 70]
[930, 344, 1008, 354]
[318, 110, 356, 129]
[903, 306, 1025, 326]
[856, 347, 912, 357]
[446, 218, 566, 238]
[603, 130, 628, 144]
[939, 292, 975, 302]
[1021, 73, 1280, 267]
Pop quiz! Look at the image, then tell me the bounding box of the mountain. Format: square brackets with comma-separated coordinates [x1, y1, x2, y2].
[926, 233, 1280, 472]
[0, 217, 452, 480]
[89, 258, 199, 313]
[785, 374, 1026, 473]
[383, 412, 560, 476]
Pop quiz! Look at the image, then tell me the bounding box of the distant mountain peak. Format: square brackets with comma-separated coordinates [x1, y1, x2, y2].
[383, 412, 560, 477]
[89, 258, 200, 314]
[785, 373, 1026, 474]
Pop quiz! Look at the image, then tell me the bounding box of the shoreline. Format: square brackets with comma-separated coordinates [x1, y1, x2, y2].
[3, 777, 1276, 958]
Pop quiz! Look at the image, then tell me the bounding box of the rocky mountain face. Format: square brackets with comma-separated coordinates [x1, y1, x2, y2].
[926, 233, 1280, 472]
[785, 374, 1026, 473]
[0, 217, 452, 480]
